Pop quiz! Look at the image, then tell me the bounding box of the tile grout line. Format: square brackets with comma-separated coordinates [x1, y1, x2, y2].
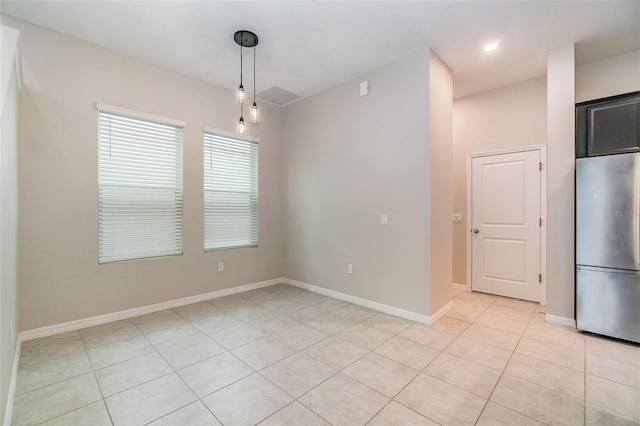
[434, 292, 499, 426]
[475, 303, 581, 425]
[168, 291, 372, 424]
[140, 314, 226, 425]
[327, 320, 417, 423]
[97, 314, 226, 424]
[152, 290, 286, 423]
[108, 319, 181, 424]
[15, 288, 348, 424]
[470, 294, 538, 425]
[23, 330, 121, 425]
[15, 285, 638, 425]
[257, 308, 418, 425]
[373, 292, 495, 425]
[80, 328, 115, 426]
[367, 292, 489, 425]
[163, 300, 296, 424]
[238, 292, 356, 423]
[10, 289, 498, 424]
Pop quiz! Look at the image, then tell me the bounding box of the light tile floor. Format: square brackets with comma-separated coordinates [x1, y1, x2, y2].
[11, 284, 640, 425]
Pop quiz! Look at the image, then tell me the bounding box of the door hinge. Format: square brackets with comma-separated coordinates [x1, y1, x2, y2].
[539, 218, 542, 227]
[539, 274, 542, 283]
[539, 162, 542, 171]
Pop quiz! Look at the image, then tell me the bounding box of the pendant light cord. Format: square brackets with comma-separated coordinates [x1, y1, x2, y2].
[240, 33, 243, 86]
[253, 44, 256, 102]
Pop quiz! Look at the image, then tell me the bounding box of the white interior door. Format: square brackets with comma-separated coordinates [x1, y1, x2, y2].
[471, 150, 541, 301]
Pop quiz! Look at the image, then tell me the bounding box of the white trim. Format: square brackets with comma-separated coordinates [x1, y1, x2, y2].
[282, 278, 447, 325]
[466, 144, 547, 304]
[467, 144, 545, 158]
[452, 282, 467, 291]
[539, 145, 548, 306]
[94, 102, 185, 128]
[3, 340, 20, 426]
[203, 125, 260, 143]
[466, 154, 473, 293]
[429, 301, 454, 324]
[19, 278, 281, 341]
[545, 313, 576, 328]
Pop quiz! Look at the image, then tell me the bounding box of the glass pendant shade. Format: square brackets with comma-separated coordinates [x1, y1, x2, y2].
[250, 102, 260, 124]
[237, 116, 246, 138]
[237, 84, 245, 104]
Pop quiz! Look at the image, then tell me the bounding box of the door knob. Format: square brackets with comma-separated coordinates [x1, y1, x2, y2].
[473, 229, 480, 234]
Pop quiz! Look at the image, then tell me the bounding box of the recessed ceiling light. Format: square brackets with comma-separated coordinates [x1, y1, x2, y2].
[483, 41, 501, 52]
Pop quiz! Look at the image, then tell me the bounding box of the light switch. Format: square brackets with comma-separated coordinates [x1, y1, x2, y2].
[381, 214, 388, 225]
[452, 213, 463, 223]
[360, 81, 369, 97]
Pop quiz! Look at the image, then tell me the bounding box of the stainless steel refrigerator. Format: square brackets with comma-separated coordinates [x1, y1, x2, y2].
[576, 153, 640, 344]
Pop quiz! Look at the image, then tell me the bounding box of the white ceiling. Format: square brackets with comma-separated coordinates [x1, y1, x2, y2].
[1, 1, 639, 102]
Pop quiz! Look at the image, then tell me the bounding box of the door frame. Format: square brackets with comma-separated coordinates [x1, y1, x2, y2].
[465, 145, 548, 305]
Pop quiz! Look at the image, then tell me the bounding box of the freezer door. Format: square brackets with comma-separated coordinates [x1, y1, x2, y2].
[576, 266, 640, 344]
[576, 153, 640, 270]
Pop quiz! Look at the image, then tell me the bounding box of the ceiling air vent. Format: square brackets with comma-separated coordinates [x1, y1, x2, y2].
[257, 86, 301, 106]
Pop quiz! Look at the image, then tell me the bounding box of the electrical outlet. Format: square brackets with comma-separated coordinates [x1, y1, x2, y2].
[217, 262, 224, 272]
[347, 264, 353, 274]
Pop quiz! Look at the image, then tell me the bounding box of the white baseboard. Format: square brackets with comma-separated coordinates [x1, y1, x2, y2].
[20, 276, 458, 342]
[283, 278, 447, 325]
[3, 339, 21, 426]
[451, 283, 467, 291]
[19, 278, 283, 341]
[429, 301, 454, 324]
[545, 313, 576, 328]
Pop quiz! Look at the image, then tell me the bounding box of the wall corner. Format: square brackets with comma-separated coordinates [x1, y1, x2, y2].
[546, 43, 576, 320]
[428, 49, 454, 315]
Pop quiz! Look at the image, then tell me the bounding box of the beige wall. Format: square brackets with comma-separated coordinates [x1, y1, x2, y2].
[8, 11, 638, 333]
[546, 44, 575, 321]
[451, 77, 547, 285]
[2, 16, 285, 331]
[545, 48, 640, 321]
[428, 50, 453, 313]
[0, 25, 20, 423]
[576, 50, 640, 103]
[283, 51, 434, 316]
[451, 48, 639, 321]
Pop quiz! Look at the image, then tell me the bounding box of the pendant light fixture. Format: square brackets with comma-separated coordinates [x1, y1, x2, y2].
[234, 30, 259, 137]
[236, 55, 245, 104]
[250, 45, 260, 124]
[237, 115, 246, 138]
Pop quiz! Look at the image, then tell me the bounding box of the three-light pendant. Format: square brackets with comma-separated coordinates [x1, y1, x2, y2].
[234, 30, 259, 138]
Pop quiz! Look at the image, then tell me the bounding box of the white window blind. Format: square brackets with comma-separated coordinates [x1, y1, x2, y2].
[204, 130, 258, 250]
[98, 106, 184, 263]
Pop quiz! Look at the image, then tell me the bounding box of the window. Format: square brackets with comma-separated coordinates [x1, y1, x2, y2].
[97, 104, 184, 263]
[204, 129, 258, 250]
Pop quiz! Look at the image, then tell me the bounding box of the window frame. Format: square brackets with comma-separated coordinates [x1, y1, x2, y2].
[97, 103, 185, 264]
[203, 126, 259, 251]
